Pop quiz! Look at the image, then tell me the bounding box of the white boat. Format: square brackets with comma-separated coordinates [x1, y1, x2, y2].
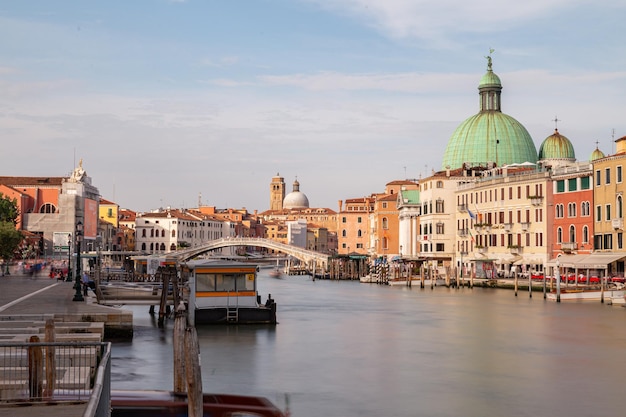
[546, 288, 625, 302]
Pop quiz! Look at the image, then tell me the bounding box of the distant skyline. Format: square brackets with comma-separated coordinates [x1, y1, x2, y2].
[1, 0, 625, 213]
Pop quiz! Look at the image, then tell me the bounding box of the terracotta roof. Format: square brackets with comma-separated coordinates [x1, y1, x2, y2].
[0, 176, 65, 187]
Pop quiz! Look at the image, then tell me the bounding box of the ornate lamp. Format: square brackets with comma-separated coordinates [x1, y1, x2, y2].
[72, 221, 84, 301]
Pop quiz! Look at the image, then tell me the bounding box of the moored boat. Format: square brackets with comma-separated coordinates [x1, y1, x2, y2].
[546, 287, 625, 302]
[110, 389, 286, 417]
[184, 260, 277, 325]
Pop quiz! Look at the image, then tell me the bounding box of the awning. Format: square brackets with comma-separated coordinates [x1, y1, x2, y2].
[546, 253, 626, 269]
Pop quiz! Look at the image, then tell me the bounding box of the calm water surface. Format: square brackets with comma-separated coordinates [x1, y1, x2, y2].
[111, 271, 626, 417]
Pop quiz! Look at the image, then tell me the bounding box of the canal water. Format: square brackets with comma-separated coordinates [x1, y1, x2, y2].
[110, 270, 626, 417]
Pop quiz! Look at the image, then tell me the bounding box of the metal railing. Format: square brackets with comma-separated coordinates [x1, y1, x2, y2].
[0, 341, 110, 410]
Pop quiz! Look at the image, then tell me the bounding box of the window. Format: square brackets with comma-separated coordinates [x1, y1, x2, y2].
[39, 203, 56, 213]
[436, 222, 444, 234]
[568, 202, 576, 217]
[581, 176, 590, 189]
[342, 230, 346, 237]
[555, 204, 564, 218]
[582, 201, 590, 217]
[436, 199, 445, 213]
[436, 243, 445, 252]
[557, 227, 562, 243]
[596, 170, 601, 186]
[583, 226, 589, 243]
[171, 230, 176, 237]
[382, 202, 387, 209]
[357, 230, 362, 237]
[436, 181, 443, 188]
[604, 234, 613, 250]
[357, 217, 362, 223]
[568, 178, 577, 191]
[606, 168, 611, 185]
[618, 166, 623, 183]
[556, 180, 565, 193]
[606, 204, 612, 221]
[569, 225, 575, 243]
[382, 218, 388, 229]
[342, 217, 346, 223]
[619, 233, 623, 250]
[618, 195, 623, 219]
[596, 205, 602, 222]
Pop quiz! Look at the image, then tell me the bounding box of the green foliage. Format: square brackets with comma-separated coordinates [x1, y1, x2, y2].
[0, 193, 19, 225]
[0, 221, 22, 262]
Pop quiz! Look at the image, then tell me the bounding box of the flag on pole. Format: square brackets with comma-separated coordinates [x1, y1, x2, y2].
[469, 229, 475, 242]
[468, 209, 476, 220]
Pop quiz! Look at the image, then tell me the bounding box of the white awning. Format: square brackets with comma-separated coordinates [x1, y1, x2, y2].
[546, 253, 625, 269]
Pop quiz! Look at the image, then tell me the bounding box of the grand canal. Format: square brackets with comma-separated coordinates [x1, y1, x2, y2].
[110, 270, 626, 417]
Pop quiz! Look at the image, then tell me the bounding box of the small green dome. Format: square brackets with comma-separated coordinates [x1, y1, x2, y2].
[590, 147, 605, 161]
[479, 71, 501, 88]
[538, 129, 575, 161]
[442, 58, 537, 169]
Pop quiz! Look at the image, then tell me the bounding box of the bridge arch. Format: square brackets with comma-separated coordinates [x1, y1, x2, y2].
[164, 237, 329, 272]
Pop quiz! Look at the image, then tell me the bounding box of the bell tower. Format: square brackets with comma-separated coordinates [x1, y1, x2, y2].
[270, 173, 285, 211]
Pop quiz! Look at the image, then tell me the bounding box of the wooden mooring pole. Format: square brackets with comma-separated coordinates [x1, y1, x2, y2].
[28, 335, 43, 399]
[44, 319, 56, 398]
[185, 326, 203, 417]
[173, 302, 187, 394]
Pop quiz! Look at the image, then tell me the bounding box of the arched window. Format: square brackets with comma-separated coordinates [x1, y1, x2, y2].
[342, 230, 346, 237]
[141, 243, 146, 250]
[569, 225, 575, 243]
[557, 227, 562, 243]
[142, 229, 146, 237]
[39, 203, 56, 213]
[150, 229, 154, 238]
[382, 217, 388, 230]
[161, 230, 165, 237]
[170, 243, 176, 250]
[618, 195, 623, 219]
[171, 230, 176, 238]
[149, 243, 154, 251]
[583, 226, 589, 243]
[160, 243, 166, 250]
[357, 229, 362, 237]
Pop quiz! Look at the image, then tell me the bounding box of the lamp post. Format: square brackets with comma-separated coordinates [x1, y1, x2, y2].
[72, 221, 84, 302]
[66, 234, 73, 282]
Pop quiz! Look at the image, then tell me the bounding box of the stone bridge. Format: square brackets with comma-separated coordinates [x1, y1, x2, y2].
[166, 237, 330, 272]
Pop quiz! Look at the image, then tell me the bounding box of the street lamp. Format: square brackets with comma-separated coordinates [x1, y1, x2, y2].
[72, 221, 84, 302]
[66, 234, 72, 282]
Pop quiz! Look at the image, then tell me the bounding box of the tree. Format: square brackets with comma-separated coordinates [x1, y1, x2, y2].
[0, 194, 21, 275]
[0, 222, 22, 275]
[0, 193, 19, 224]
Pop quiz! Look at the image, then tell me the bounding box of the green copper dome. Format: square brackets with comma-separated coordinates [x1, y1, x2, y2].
[442, 58, 537, 169]
[538, 129, 575, 161]
[590, 146, 605, 161]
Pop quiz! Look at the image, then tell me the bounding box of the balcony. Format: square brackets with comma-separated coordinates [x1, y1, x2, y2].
[508, 245, 523, 255]
[458, 228, 468, 237]
[529, 195, 544, 206]
[520, 222, 530, 231]
[503, 222, 513, 232]
[457, 203, 468, 212]
[612, 218, 623, 230]
[561, 242, 577, 252]
[476, 246, 487, 254]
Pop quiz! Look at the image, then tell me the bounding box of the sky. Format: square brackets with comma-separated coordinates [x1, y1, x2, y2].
[1, 0, 625, 214]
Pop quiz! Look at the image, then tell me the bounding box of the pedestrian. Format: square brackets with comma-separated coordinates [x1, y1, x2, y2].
[82, 272, 90, 296]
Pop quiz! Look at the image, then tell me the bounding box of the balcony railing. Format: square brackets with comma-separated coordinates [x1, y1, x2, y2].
[476, 246, 487, 254]
[458, 229, 468, 237]
[503, 222, 513, 232]
[508, 245, 523, 254]
[561, 242, 577, 252]
[457, 204, 468, 212]
[529, 196, 544, 206]
[520, 222, 530, 231]
[612, 218, 623, 230]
